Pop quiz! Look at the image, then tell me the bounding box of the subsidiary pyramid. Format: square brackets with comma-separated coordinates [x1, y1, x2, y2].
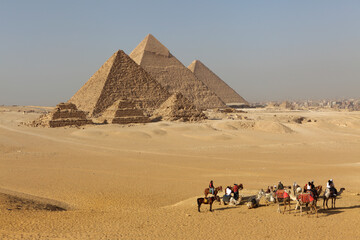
[152, 92, 206, 122]
[69, 50, 171, 117]
[129, 34, 226, 110]
[188, 60, 248, 105]
[30, 102, 93, 127]
[100, 99, 150, 124]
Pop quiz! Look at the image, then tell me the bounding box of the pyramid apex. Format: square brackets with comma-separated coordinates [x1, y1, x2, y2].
[130, 34, 170, 61]
[188, 59, 204, 73]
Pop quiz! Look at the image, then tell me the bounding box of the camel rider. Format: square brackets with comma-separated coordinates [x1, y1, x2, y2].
[209, 180, 215, 195]
[327, 179, 337, 196]
[233, 184, 239, 200]
[225, 186, 232, 196]
[277, 181, 284, 190]
[308, 180, 317, 197]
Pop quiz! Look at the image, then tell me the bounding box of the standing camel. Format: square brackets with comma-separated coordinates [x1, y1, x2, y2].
[276, 189, 292, 214]
[323, 188, 345, 209]
[295, 193, 318, 217]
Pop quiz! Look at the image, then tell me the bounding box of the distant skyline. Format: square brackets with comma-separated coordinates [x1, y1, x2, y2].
[1, 1, 359, 106]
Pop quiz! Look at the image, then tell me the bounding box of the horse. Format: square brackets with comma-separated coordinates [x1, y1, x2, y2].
[204, 186, 223, 197]
[197, 196, 221, 212]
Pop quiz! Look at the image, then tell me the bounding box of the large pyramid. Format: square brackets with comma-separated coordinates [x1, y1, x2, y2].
[69, 50, 171, 117]
[129, 34, 226, 110]
[188, 60, 248, 105]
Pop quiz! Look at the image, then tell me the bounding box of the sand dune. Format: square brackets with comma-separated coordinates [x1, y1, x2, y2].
[0, 106, 360, 239]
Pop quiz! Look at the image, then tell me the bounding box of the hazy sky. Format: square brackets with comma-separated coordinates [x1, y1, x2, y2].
[1, 1, 359, 105]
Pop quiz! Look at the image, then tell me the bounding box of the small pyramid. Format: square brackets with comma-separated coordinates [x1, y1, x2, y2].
[100, 99, 149, 124]
[129, 34, 225, 110]
[69, 50, 171, 117]
[152, 92, 206, 122]
[30, 102, 93, 127]
[188, 60, 248, 105]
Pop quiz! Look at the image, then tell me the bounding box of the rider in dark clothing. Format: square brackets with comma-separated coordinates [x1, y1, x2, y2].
[277, 181, 284, 190]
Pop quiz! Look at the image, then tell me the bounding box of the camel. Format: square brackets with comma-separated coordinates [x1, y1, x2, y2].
[247, 189, 265, 209]
[295, 193, 318, 217]
[323, 188, 345, 209]
[275, 189, 292, 214]
[264, 192, 276, 205]
[204, 186, 222, 198]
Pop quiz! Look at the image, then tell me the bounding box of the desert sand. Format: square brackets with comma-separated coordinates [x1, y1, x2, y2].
[1, 106, 360, 239]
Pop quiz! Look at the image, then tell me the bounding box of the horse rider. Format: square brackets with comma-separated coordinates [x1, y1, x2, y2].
[209, 180, 215, 195]
[233, 184, 239, 200]
[277, 181, 284, 190]
[327, 179, 337, 196]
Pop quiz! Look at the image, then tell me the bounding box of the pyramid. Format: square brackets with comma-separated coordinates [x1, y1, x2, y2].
[188, 60, 248, 105]
[129, 34, 225, 110]
[152, 92, 206, 122]
[30, 102, 93, 127]
[100, 99, 149, 124]
[69, 50, 171, 117]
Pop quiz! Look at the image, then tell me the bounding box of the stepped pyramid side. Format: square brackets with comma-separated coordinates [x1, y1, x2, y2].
[152, 92, 206, 122]
[101, 99, 149, 124]
[69, 50, 171, 117]
[69, 53, 117, 114]
[129, 34, 225, 110]
[30, 102, 93, 127]
[188, 60, 248, 105]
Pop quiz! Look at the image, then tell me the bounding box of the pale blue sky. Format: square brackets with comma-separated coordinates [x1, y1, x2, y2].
[1, 1, 359, 105]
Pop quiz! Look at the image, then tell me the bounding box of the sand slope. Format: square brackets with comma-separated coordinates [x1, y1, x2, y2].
[0, 106, 360, 239]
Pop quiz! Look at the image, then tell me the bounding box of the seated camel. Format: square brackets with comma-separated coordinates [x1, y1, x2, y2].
[247, 189, 265, 209]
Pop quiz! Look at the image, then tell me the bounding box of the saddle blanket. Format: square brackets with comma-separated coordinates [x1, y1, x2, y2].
[276, 190, 289, 198]
[298, 194, 314, 203]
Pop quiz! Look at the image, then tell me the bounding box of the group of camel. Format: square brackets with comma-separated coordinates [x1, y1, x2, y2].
[197, 183, 345, 217]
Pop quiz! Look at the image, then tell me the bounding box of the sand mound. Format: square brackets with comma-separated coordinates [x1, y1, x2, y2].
[188, 60, 248, 105]
[0, 193, 66, 212]
[130, 34, 225, 109]
[254, 120, 294, 133]
[29, 102, 93, 127]
[69, 50, 170, 117]
[152, 92, 207, 122]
